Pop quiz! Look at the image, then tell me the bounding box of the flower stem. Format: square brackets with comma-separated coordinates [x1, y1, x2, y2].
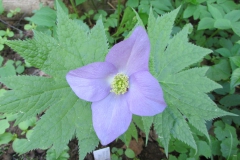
[201, 29, 219, 47]
[117, 0, 121, 27]
[90, 0, 97, 11]
[70, 0, 79, 18]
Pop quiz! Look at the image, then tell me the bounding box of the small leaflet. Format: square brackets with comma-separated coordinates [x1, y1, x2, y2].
[93, 147, 111, 160]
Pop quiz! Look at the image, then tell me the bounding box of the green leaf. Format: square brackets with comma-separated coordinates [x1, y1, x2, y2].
[224, 10, 240, 22]
[6, 32, 69, 78]
[174, 140, 189, 153]
[0, 2, 108, 159]
[154, 107, 173, 154]
[183, 5, 197, 19]
[75, 0, 86, 6]
[132, 115, 144, 131]
[196, 141, 211, 158]
[132, 115, 152, 144]
[7, 13, 12, 18]
[166, 107, 197, 150]
[113, 7, 137, 37]
[26, 130, 33, 139]
[111, 154, 119, 160]
[232, 22, 240, 37]
[0, 89, 6, 97]
[220, 94, 240, 107]
[0, 132, 14, 145]
[138, 3, 150, 14]
[231, 44, 240, 56]
[5, 113, 18, 121]
[117, 148, 123, 155]
[126, 0, 139, 8]
[214, 121, 237, 141]
[197, 17, 215, 30]
[18, 117, 36, 131]
[193, 5, 209, 20]
[148, 7, 232, 154]
[0, 119, 9, 134]
[46, 146, 69, 160]
[214, 19, 231, 29]
[88, 10, 94, 15]
[13, 92, 85, 155]
[132, 9, 144, 28]
[57, 6, 108, 65]
[178, 153, 188, 160]
[230, 68, 240, 91]
[54, 0, 68, 14]
[0, 60, 16, 77]
[154, 24, 211, 80]
[0, 31, 5, 37]
[125, 148, 135, 158]
[207, 3, 223, 19]
[25, 7, 56, 27]
[16, 65, 24, 74]
[141, 116, 153, 144]
[75, 104, 99, 160]
[219, 38, 233, 50]
[169, 155, 177, 160]
[230, 56, 240, 67]
[219, 0, 238, 13]
[139, 12, 148, 25]
[210, 136, 221, 156]
[220, 132, 239, 158]
[231, 109, 240, 125]
[151, 0, 173, 13]
[148, 7, 180, 76]
[215, 48, 231, 57]
[188, 116, 210, 141]
[12, 138, 27, 152]
[206, 59, 231, 81]
[0, 77, 70, 124]
[106, 17, 117, 28]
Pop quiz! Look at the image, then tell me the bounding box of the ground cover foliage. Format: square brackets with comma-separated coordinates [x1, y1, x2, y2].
[0, 0, 240, 159]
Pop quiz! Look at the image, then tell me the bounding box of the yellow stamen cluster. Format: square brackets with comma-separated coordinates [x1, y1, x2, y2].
[110, 73, 129, 95]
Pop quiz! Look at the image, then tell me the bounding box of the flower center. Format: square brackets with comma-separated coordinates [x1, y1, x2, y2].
[110, 73, 129, 95]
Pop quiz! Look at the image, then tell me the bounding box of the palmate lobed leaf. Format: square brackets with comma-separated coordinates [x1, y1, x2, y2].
[13, 91, 86, 155]
[0, 2, 108, 159]
[147, 7, 234, 153]
[0, 76, 69, 125]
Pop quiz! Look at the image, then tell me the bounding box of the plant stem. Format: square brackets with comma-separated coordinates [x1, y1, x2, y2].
[202, 29, 219, 47]
[90, 0, 97, 11]
[0, 18, 22, 33]
[117, 0, 121, 28]
[70, 0, 79, 18]
[209, 29, 219, 39]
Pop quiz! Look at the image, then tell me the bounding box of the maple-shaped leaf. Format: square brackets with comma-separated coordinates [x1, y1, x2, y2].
[146, 7, 234, 153]
[0, 2, 108, 159]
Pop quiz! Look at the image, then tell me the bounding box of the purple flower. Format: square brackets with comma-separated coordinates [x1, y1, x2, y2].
[66, 26, 166, 145]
